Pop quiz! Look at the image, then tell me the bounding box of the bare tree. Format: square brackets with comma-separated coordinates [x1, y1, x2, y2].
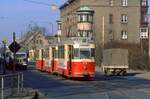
[27, 23, 47, 34]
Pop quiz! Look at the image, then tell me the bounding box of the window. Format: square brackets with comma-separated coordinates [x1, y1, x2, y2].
[121, 14, 128, 23]
[35, 50, 39, 59]
[109, 30, 114, 41]
[39, 40, 42, 45]
[141, 0, 147, 6]
[122, 0, 128, 6]
[88, 15, 93, 22]
[43, 48, 49, 58]
[54, 47, 58, 58]
[79, 15, 87, 22]
[36, 40, 38, 44]
[140, 28, 148, 39]
[78, 15, 81, 22]
[78, 14, 93, 22]
[41, 49, 44, 59]
[142, 14, 148, 22]
[58, 23, 61, 30]
[109, 14, 113, 24]
[78, 30, 92, 37]
[61, 46, 64, 58]
[58, 46, 64, 58]
[121, 30, 128, 39]
[109, 0, 114, 6]
[141, 28, 147, 32]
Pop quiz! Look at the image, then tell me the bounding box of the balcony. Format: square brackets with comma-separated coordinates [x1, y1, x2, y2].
[141, 6, 148, 12]
[141, 0, 148, 12]
[141, 0, 148, 6]
[141, 14, 148, 26]
[141, 21, 148, 27]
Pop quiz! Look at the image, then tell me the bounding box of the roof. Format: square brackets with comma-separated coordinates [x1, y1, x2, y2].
[77, 6, 93, 12]
[59, 0, 75, 10]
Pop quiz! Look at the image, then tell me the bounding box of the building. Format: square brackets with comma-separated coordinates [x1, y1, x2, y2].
[60, 0, 149, 65]
[19, 32, 58, 61]
[60, 0, 149, 42]
[19, 32, 48, 50]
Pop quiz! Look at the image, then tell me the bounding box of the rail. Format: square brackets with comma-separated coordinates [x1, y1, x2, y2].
[0, 72, 23, 99]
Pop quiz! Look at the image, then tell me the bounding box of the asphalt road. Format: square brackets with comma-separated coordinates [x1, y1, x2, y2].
[23, 66, 150, 99]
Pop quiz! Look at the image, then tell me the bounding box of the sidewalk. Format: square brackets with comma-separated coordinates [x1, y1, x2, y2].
[6, 88, 42, 99]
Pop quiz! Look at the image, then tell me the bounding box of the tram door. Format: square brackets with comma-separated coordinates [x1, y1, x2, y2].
[52, 48, 55, 72]
[41, 49, 44, 68]
[68, 45, 73, 75]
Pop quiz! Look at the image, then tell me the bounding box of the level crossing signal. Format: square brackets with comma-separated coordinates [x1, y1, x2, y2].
[9, 41, 21, 53]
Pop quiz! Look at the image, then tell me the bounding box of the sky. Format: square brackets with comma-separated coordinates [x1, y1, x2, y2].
[0, 0, 67, 43]
[0, 0, 150, 43]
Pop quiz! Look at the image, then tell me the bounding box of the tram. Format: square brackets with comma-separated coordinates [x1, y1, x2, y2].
[35, 37, 95, 78]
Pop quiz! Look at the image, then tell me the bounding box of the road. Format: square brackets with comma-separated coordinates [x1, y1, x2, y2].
[23, 66, 150, 99]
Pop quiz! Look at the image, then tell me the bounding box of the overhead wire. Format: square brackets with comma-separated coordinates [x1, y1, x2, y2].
[23, 0, 50, 6]
[23, 0, 57, 10]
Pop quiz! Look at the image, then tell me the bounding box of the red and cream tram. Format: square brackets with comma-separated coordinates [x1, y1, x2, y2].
[36, 37, 95, 78]
[36, 49, 45, 71]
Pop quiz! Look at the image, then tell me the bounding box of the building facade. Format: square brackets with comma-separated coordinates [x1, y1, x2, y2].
[60, 0, 149, 65]
[19, 32, 58, 61]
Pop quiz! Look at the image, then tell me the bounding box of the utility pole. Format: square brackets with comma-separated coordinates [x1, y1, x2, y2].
[148, 24, 150, 64]
[13, 32, 16, 72]
[102, 16, 105, 49]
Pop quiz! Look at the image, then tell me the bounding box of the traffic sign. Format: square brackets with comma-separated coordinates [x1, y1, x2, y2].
[9, 41, 21, 53]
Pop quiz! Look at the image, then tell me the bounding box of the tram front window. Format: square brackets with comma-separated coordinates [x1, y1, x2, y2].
[80, 48, 90, 59]
[91, 48, 95, 58]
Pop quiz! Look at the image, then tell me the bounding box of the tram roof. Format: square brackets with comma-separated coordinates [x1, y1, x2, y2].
[36, 37, 94, 49]
[52, 37, 94, 45]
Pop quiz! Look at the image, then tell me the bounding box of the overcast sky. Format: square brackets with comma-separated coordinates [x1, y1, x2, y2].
[0, 0, 149, 43]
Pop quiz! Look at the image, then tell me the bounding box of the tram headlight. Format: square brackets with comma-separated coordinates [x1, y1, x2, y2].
[83, 65, 87, 70]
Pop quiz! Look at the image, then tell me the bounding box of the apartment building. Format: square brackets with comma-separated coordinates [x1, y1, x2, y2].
[60, 0, 149, 64]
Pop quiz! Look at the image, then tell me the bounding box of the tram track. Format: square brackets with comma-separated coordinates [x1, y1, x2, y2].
[23, 67, 150, 99]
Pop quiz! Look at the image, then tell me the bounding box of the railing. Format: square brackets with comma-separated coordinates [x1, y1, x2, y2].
[0, 72, 23, 99]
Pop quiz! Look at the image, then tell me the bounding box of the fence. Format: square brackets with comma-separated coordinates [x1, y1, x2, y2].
[0, 72, 23, 99]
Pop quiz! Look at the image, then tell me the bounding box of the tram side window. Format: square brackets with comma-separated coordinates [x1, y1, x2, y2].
[44, 48, 49, 58]
[41, 49, 44, 59]
[74, 48, 80, 59]
[54, 49, 58, 58]
[61, 46, 64, 58]
[69, 45, 74, 59]
[52, 48, 55, 58]
[58, 46, 60, 58]
[35, 50, 39, 59]
[58, 46, 64, 58]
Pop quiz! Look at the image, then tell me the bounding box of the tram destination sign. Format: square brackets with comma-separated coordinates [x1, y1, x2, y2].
[9, 41, 21, 53]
